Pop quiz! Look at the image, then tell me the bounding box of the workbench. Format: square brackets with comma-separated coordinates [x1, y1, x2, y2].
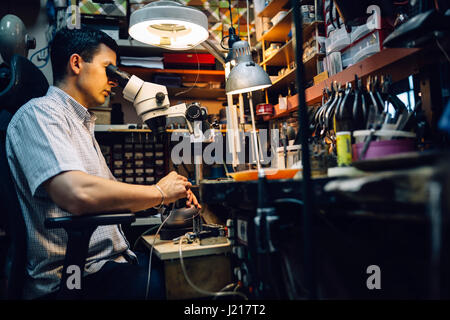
[141, 235, 232, 300]
[197, 153, 450, 299]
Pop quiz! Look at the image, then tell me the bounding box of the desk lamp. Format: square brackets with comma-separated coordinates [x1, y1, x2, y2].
[225, 40, 272, 171]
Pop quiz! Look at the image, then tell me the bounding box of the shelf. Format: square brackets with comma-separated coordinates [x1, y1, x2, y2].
[303, 52, 326, 80]
[258, 0, 290, 18]
[261, 9, 293, 42]
[263, 47, 424, 121]
[120, 66, 225, 83]
[261, 39, 293, 67]
[95, 125, 228, 133]
[167, 87, 225, 100]
[269, 67, 297, 92]
[260, 20, 324, 67]
[265, 52, 324, 91]
[302, 20, 324, 39]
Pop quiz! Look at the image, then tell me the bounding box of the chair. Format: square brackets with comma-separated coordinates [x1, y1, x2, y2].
[0, 54, 135, 300]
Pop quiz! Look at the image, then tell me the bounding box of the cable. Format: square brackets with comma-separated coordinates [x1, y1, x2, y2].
[178, 234, 248, 300]
[174, 49, 200, 97]
[436, 38, 450, 64]
[228, 0, 233, 28]
[133, 224, 159, 251]
[212, 282, 237, 300]
[145, 202, 175, 300]
[29, 47, 50, 69]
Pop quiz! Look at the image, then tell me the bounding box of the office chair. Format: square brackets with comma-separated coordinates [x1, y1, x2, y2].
[0, 54, 135, 300]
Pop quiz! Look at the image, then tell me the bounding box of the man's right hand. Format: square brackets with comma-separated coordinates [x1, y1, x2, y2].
[156, 171, 192, 204]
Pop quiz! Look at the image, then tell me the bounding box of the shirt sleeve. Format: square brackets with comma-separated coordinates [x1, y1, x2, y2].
[6, 103, 87, 197]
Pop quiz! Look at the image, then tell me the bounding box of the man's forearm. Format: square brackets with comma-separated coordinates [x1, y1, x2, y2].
[44, 171, 162, 215]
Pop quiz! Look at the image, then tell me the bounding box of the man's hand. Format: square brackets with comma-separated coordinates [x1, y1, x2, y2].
[186, 188, 201, 209]
[156, 171, 192, 204]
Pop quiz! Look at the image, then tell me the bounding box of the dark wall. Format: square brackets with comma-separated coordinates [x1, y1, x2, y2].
[0, 0, 41, 27]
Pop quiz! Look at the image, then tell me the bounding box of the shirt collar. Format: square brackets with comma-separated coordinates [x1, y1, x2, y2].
[47, 86, 97, 126]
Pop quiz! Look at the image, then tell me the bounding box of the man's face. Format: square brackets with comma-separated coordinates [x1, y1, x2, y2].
[77, 43, 117, 108]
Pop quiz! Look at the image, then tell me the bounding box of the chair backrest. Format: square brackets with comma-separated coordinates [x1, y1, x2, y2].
[0, 54, 49, 299]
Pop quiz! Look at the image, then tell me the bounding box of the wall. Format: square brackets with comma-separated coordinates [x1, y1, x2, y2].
[0, 0, 53, 84]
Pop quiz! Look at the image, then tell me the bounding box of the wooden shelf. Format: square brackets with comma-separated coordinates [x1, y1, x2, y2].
[302, 20, 324, 39]
[264, 47, 423, 120]
[167, 87, 225, 100]
[265, 52, 324, 91]
[303, 52, 326, 80]
[269, 67, 297, 92]
[261, 9, 293, 42]
[258, 0, 290, 18]
[120, 66, 225, 83]
[261, 39, 293, 67]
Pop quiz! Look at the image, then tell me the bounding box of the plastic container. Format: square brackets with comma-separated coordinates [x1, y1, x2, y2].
[276, 145, 301, 169]
[352, 139, 416, 160]
[353, 130, 416, 143]
[326, 26, 351, 54]
[256, 103, 274, 116]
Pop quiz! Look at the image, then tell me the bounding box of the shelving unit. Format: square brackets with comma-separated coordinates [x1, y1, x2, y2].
[258, 0, 290, 18]
[260, 9, 293, 43]
[258, 0, 326, 105]
[261, 39, 293, 67]
[262, 47, 424, 121]
[118, 66, 226, 100]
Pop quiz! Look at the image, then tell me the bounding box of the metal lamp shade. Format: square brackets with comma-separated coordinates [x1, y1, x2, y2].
[226, 41, 272, 95]
[129, 1, 209, 50]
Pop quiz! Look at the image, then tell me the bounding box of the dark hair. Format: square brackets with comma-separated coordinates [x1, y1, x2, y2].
[50, 27, 119, 84]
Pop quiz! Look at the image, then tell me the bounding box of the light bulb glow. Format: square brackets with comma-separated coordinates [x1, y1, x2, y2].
[129, 19, 208, 50]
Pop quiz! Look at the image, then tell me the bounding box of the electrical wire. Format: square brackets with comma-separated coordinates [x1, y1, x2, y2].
[178, 234, 248, 300]
[212, 282, 237, 300]
[145, 202, 175, 300]
[174, 49, 200, 97]
[436, 38, 450, 64]
[133, 224, 159, 251]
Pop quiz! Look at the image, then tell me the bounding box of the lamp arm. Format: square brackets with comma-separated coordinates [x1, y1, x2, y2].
[200, 39, 226, 66]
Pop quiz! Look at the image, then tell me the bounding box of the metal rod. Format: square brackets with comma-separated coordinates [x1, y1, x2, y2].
[292, 0, 317, 299]
[248, 92, 261, 171]
[200, 39, 226, 65]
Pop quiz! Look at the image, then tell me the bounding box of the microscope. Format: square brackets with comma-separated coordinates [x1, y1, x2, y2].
[106, 64, 218, 241]
[106, 64, 209, 140]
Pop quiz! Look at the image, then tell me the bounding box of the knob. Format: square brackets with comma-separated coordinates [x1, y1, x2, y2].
[155, 92, 166, 104]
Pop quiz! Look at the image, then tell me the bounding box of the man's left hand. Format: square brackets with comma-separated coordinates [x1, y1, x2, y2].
[186, 189, 201, 209]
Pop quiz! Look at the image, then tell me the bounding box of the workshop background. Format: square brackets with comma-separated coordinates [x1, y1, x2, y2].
[1, 0, 450, 300]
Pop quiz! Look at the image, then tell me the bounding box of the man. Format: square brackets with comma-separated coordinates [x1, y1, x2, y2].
[6, 27, 199, 299]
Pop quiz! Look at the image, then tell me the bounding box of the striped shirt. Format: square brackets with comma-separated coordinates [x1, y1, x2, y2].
[6, 86, 136, 299]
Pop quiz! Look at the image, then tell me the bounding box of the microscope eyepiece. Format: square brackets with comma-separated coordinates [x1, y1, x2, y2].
[106, 64, 131, 88]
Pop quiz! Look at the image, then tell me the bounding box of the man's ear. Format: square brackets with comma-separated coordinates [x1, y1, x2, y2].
[68, 53, 83, 75]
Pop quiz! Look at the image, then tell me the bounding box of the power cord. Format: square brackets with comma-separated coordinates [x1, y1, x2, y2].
[174, 49, 200, 97]
[436, 38, 450, 64]
[133, 224, 159, 251]
[144, 202, 175, 300]
[178, 234, 248, 300]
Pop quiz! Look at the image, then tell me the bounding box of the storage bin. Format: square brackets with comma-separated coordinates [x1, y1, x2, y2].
[352, 139, 415, 160]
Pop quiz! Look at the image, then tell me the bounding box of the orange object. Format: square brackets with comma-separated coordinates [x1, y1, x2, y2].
[227, 169, 300, 181]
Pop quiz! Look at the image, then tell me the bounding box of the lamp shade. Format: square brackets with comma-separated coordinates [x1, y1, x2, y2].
[129, 1, 209, 50]
[225, 41, 272, 95]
